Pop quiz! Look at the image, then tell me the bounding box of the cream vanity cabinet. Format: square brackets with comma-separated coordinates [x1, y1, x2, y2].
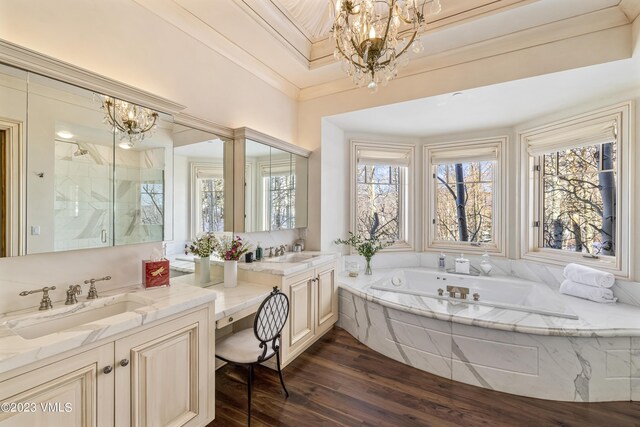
[280, 261, 338, 366]
[0, 305, 213, 427]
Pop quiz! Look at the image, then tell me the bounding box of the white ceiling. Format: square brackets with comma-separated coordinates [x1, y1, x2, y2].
[325, 55, 640, 136]
[134, 0, 638, 99]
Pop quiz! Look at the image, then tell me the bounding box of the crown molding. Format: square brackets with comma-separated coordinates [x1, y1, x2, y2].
[173, 113, 235, 139]
[234, 127, 311, 157]
[233, 0, 311, 65]
[299, 6, 633, 101]
[619, 0, 640, 23]
[0, 39, 186, 114]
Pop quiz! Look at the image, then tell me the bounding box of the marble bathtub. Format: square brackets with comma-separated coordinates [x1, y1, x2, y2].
[371, 269, 578, 319]
[338, 267, 640, 402]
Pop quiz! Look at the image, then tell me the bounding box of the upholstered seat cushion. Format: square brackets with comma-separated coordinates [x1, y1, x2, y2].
[216, 328, 275, 364]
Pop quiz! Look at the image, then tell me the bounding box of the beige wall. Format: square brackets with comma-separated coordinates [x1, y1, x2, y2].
[300, 23, 635, 250]
[0, 0, 298, 144]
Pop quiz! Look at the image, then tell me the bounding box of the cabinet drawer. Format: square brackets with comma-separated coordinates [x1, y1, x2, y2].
[216, 303, 260, 329]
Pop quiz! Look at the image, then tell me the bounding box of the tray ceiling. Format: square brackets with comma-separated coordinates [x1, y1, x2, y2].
[134, 0, 639, 100]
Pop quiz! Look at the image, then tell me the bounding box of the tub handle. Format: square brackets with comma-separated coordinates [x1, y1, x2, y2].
[473, 293, 480, 301]
[437, 288, 443, 296]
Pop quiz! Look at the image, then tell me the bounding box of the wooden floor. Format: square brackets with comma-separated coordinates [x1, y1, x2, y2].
[209, 327, 640, 427]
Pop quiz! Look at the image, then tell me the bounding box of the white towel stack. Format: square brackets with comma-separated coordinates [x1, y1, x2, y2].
[560, 263, 617, 304]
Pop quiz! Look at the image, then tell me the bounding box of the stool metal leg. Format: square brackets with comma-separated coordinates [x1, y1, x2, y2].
[247, 364, 254, 427]
[275, 349, 289, 398]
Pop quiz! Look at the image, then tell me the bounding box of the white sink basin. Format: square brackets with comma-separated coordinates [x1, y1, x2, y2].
[7, 293, 153, 340]
[261, 253, 321, 264]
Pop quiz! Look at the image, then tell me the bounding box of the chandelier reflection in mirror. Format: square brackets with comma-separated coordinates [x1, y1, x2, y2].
[331, 0, 441, 92]
[101, 96, 159, 149]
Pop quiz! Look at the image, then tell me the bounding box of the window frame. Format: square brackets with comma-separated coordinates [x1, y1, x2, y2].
[519, 102, 633, 277]
[189, 162, 224, 239]
[424, 137, 507, 256]
[350, 140, 415, 251]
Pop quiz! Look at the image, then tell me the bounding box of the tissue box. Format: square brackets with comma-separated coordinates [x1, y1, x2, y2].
[142, 260, 170, 288]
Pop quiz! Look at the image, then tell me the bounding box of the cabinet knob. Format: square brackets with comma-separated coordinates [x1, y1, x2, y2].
[120, 359, 129, 367]
[103, 365, 113, 374]
[228, 317, 233, 323]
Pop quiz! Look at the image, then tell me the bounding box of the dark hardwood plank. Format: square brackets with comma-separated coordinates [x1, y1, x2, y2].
[209, 327, 640, 427]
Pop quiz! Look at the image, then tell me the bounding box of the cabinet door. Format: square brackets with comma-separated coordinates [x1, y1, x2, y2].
[0, 343, 114, 427]
[286, 274, 315, 357]
[114, 309, 209, 427]
[316, 264, 338, 334]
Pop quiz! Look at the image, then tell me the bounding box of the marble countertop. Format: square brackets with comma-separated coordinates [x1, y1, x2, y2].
[169, 273, 274, 321]
[206, 282, 272, 321]
[175, 251, 337, 276]
[338, 267, 640, 337]
[0, 283, 217, 374]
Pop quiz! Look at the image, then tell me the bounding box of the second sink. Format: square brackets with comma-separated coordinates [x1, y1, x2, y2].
[261, 253, 320, 264]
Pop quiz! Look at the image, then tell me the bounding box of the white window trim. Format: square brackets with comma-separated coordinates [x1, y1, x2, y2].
[423, 136, 508, 256]
[189, 161, 223, 240]
[519, 102, 633, 278]
[350, 140, 415, 252]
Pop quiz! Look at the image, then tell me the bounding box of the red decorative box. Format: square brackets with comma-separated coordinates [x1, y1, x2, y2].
[142, 260, 170, 288]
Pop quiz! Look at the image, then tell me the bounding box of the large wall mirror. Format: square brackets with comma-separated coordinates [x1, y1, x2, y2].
[241, 134, 308, 233]
[171, 124, 233, 254]
[0, 62, 173, 256]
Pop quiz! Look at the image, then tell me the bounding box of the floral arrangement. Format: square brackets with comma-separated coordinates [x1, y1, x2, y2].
[216, 235, 251, 261]
[185, 233, 251, 261]
[334, 232, 389, 260]
[185, 233, 218, 258]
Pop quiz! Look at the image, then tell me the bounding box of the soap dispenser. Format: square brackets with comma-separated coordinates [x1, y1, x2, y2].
[438, 252, 446, 271]
[255, 242, 263, 261]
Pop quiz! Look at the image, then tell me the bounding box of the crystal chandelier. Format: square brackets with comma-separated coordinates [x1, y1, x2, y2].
[101, 96, 159, 149]
[331, 0, 441, 92]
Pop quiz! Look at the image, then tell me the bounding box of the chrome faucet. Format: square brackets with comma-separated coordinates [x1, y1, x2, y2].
[275, 245, 286, 256]
[84, 276, 111, 299]
[266, 247, 274, 258]
[65, 284, 82, 305]
[19, 286, 57, 310]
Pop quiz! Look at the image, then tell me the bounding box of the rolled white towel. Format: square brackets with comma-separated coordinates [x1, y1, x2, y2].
[560, 279, 617, 303]
[563, 263, 615, 288]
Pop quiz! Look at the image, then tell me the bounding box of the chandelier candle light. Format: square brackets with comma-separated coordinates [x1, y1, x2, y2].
[331, 0, 441, 92]
[101, 96, 159, 149]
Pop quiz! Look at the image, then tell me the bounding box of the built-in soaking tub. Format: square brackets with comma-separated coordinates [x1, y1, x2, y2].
[337, 267, 640, 403]
[370, 269, 578, 319]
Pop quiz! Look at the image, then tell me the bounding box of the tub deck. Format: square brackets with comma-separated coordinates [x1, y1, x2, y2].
[338, 267, 640, 402]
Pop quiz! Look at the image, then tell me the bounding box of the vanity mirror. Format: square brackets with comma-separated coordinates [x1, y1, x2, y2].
[0, 62, 173, 256]
[172, 123, 234, 249]
[235, 128, 309, 233]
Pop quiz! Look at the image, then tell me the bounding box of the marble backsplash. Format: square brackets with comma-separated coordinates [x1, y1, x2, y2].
[341, 252, 640, 308]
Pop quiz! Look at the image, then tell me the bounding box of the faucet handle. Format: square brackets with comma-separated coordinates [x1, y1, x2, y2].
[84, 276, 110, 299]
[19, 286, 57, 310]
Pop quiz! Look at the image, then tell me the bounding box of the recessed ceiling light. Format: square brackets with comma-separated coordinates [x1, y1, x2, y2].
[56, 130, 74, 139]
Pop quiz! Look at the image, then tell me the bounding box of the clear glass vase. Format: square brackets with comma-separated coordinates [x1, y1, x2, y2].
[364, 257, 372, 275]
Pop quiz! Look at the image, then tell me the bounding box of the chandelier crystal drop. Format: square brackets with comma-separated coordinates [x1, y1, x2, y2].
[101, 96, 159, 146]
[331, 0, 441, 92]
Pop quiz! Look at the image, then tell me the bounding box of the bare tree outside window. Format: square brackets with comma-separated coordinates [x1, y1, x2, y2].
[435, 161, 494, 243]
[141, 182, 163, 225]
[356, 164, 401, 241]
[541, 141, 616, 256]
[268, 174, 295, 230]
[199, 177, 224, 233]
